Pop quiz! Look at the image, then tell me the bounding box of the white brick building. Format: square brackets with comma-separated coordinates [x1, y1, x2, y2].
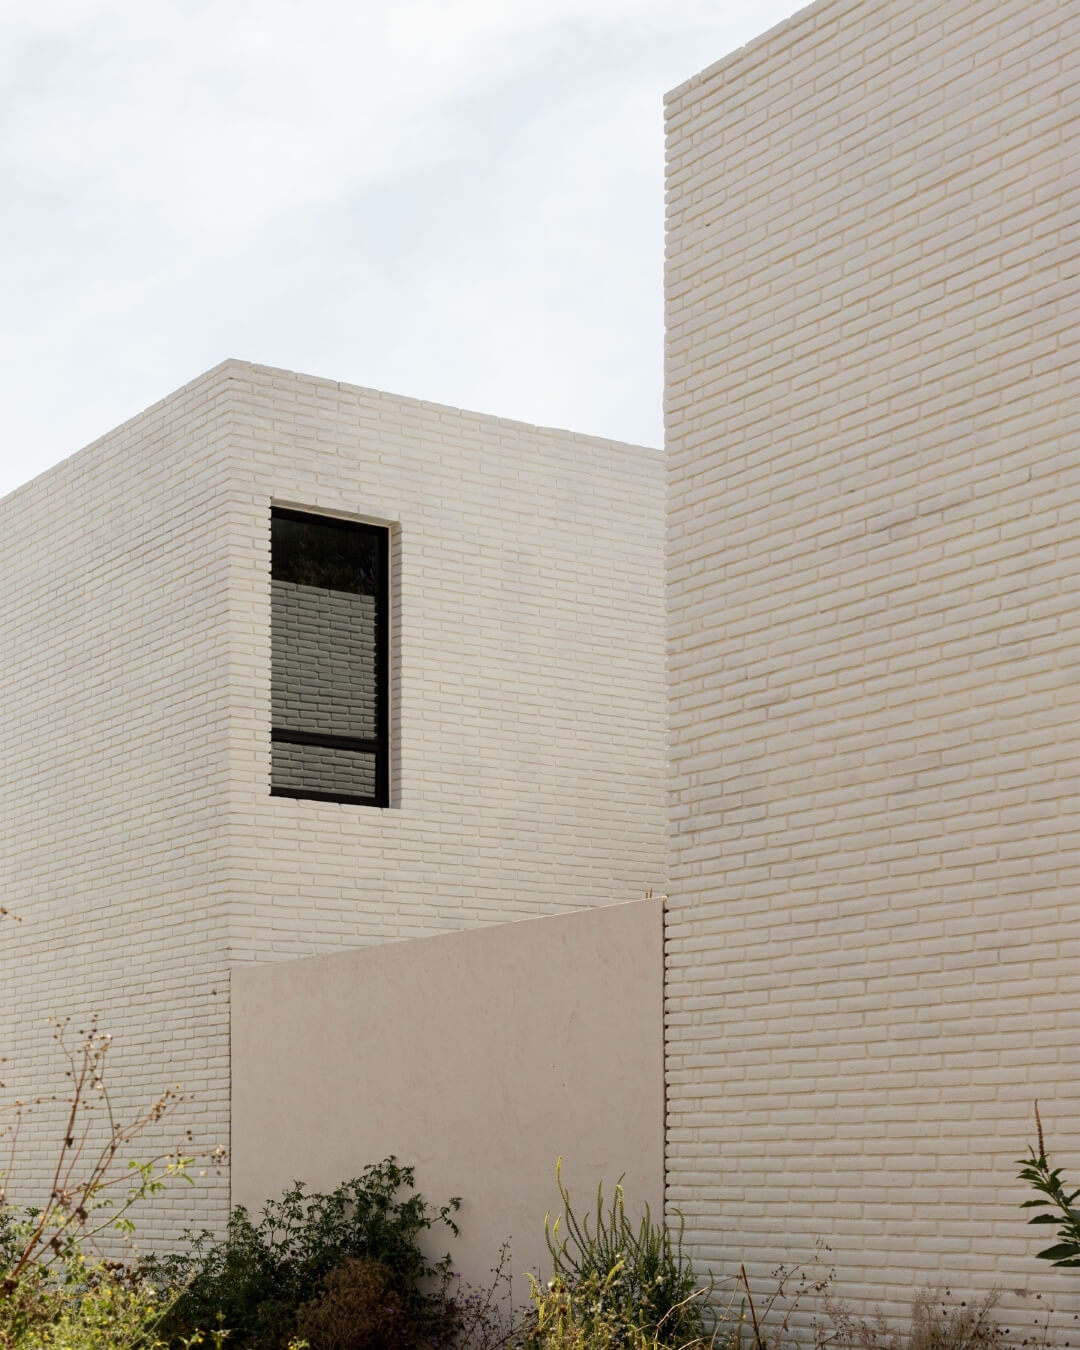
[665, 0, 1080, 1312]
[0, 360, 667, 1241]
[3, 0, 1079, 1311]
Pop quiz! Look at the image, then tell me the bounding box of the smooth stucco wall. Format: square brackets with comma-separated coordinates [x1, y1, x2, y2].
[231, 898, 665, 1302]
[665, 0, 1080, 1316]
[0, 362, 666, 1244]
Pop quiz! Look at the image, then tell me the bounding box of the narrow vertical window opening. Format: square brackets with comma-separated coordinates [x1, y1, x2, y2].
[270, 508, 389, 806]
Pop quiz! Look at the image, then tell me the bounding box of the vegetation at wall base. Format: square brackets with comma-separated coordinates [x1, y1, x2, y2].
[0, 1249, 175, 1350]
[1018, 1103, 1080, 1268]
[536, 1160, 709, 1349]
[0, 1008, 209, 1350]
[147, 1160, 464, 1349]
[2, 999, 1075, 1350]
[723, 1255, 834, 1350]
[823, 1289, 1010, 1350]
[522, 1268, 718, 1350]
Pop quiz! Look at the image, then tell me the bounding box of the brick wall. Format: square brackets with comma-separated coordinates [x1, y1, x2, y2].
[665, 0, 1080, 1315]
[222, 362, 667, 959]
[0, 365, 237, 1243]
[0, 361, 667, 1243]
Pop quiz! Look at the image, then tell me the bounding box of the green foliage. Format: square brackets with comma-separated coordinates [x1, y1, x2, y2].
[1018, 1102, 1080, 1268]
[149, 1160, 462, 1349]
[541, 1160, 708, 1349]
[0, 1122, 193, 1350]
[0, 1252, 171, 1350]
[522, 1268, 715, 1350]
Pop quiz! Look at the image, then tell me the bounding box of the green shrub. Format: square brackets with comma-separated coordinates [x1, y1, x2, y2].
[522, 1267, 715, 1350]
[150, 1160, 462, 1349]
[0, 1252, 170, 1350]
[539, 1161, 709, 1349]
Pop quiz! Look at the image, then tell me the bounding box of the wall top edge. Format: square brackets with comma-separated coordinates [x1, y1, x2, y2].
[0, 358, 661, 508]
[0, 359, 238, 514]
[231, 896, 665, 989]
[225, 359, 661, 456]
[663, 0, 843, 107]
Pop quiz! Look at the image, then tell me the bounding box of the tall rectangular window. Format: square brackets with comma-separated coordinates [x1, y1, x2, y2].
[270, 508, 389, 806]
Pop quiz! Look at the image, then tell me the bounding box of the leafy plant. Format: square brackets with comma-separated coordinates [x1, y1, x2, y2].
[522, 1268, 636, 1349]
[541, 1160, 708, 1348]
[0, 1253, 171, 1350]
[522, 1266, 715, 1350]
[1018, 1102, 1080, 1268]
[149, 1161, 461, 1349]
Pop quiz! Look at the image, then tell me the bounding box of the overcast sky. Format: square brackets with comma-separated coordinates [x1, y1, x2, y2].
[1, 0, 806, 499]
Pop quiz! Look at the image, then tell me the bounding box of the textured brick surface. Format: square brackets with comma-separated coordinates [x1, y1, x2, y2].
[0, 362, 666, 1243]
[665, 0, 1080, 1313]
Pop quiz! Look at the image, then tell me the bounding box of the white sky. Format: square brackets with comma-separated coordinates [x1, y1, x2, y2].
[0, 0, 807, 499]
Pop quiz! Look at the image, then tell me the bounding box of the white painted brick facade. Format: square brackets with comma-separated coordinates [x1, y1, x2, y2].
[665, 0, 1080, 1315]
[0, 362, 666, 1243]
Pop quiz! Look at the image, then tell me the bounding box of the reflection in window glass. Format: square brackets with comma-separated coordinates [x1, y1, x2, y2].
[270, 509, 388, 806]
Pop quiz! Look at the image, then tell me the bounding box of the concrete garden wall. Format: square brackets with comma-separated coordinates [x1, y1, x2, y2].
[231, 897, 665, 1301]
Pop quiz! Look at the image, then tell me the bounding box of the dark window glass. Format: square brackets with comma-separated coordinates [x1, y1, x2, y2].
[270, 509, 388, 806]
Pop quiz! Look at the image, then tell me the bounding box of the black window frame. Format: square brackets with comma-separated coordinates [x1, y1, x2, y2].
[269, 506, 390, 808]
